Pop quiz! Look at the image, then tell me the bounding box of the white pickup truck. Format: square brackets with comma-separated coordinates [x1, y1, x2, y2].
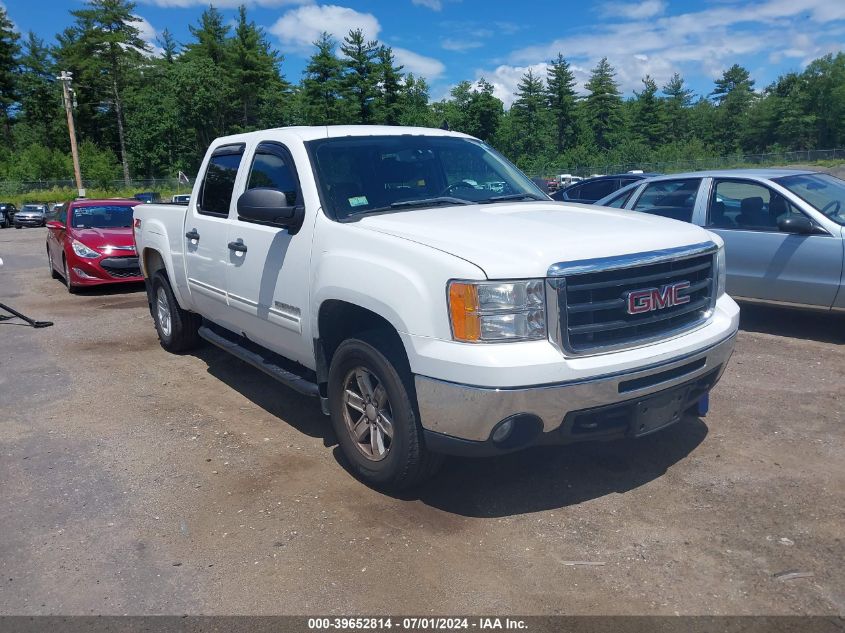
[133, 125, 739, 489]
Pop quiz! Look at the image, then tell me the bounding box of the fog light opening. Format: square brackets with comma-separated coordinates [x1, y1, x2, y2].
[491, 419, 514, 443]
[489, 413, 543, 450]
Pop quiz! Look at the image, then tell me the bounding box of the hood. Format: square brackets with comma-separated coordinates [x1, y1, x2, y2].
[72, 227, 136, 252]
[357, 202, 713, 278]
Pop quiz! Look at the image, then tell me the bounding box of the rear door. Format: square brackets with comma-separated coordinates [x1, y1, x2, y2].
[705, 178, 841, 307]
[224, 140, 312, 366]
[184, 144, 244, 326]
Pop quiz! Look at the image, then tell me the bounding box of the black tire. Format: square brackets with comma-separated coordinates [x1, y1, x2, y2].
[151, 270, 201, 352]
[63, 257, 78, 294]
[328, 332, 442, 490]
[47, 248, 60, 280]
[14, 224, 20, 229]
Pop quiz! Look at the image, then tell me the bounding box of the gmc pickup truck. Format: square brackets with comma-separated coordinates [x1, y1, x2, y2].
[133, 125, 739, 489]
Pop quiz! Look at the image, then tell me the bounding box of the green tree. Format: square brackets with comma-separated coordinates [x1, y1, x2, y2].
[16, 32, 61, 149]
[584, 57, 623, 150]
[545, 53, 578, 152]
[158, 28, 178, 64]
[301, 32, 349, 125]
[68, 0, 149, 184]
[711, 64, 755, 151]
[511, 68, 553, 163]
[802, 53, 845, 148]
[662, 72, 694, 139]
[373, 45, 403, 125]
[340, 28, 379, 124]
[0, 6, 20, 142]
[398, 73, 432, 127]
[633, 75, 664, 148]
[184, 6, 229, 66]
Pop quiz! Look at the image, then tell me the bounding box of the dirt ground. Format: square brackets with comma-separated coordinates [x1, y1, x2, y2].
[0, 226, 843, 616]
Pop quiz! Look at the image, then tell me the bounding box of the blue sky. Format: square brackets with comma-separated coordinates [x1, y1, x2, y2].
[4, 0, 845, 106]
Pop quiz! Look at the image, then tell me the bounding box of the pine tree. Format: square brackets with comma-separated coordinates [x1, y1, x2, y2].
[16, 32, 60, 149]
[373, 45, 403, 125]
[340, 28, 379, 124]
[301, 32, 349, 125]
[0, 6, 20, 142]
[158, 28, 178, 64]
[511, 68, 551, 159]
[584, 57, 622, 150]
[184, 6, 229, 66]
[398, 73, 432, 127]
[545, 53, 577, 152]
[633, 75, 663, 148]
[662, 72, 693, 139]
[69, 0, 149, 184]
[711, 64, 756, 151]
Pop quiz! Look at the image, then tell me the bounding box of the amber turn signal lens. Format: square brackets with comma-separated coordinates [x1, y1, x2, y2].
[448, 282, 481, 342]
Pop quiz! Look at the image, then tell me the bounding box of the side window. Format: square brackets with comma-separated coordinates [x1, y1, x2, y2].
[708, 180, 801, 231]
[632, 179, 701, 222]
[562, 184, 582, 200]
[199, 151, 243, 217]
[247, 145, 300, 206]
[577, 179, 618, 202]
[604, 187, 636, 208]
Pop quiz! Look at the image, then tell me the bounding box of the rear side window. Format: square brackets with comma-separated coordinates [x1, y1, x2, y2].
[247, 146, 299, 205]
[604, 187, 636, 208]
[632, 179, 701, 222]
[199, 152, 243, 216]
[576, 179, 618, 202]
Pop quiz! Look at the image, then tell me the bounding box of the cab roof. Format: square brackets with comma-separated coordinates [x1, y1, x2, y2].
[210, 125, 475, 146]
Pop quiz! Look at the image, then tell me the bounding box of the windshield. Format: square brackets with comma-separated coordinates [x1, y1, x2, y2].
[773, 173, 845, 226]
[71, 205, 134, 229]
[308, 135, 547, 220]
[22, 205, 45, 213]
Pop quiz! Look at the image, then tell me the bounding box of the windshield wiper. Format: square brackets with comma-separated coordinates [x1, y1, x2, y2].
[480, 193, 546, 203]
[346, 196, 473, 219]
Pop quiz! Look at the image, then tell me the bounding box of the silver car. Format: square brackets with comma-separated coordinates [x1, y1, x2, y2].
[14, 203, 47, 229]
[596, 169, 845, 312]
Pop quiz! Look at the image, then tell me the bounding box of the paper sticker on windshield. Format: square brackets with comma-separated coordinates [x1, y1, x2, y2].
[348, 196, 369, 207]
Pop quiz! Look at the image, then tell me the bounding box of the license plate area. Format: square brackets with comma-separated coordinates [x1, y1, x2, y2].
[632, 386, 690, 437]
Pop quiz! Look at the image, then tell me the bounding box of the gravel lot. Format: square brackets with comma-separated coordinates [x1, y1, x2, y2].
[1, 226, 843, 616]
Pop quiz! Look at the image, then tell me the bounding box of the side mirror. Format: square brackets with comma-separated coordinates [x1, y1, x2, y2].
[46, 220, 65, 230]
[237, 188, 304, 234]
[777, 215, 821, 235]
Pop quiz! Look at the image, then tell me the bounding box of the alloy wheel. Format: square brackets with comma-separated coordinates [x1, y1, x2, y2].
[156, 286, 172, 338]
[341, 367, 394, 461]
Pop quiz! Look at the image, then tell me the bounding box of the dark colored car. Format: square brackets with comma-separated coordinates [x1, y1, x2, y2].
[14, 203, 47, 228]
[46, 199, 142, 293]
[134, 191, 161, 204]
[550, 173, 660, 204]
[0, 203, 16, 228]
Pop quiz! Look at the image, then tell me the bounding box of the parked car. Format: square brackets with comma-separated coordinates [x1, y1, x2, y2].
[171, 194, 191, 205]
[134, 125, 738, 490]
[0, 202, 15, 228]
[134, 192, 161, 204]
[551, 173, 660, 203]
[595, 169, 845, 312]
[14, 203, 47, 228]
[46, 198, 142, 293]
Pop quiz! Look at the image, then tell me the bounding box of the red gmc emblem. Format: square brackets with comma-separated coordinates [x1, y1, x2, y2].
[625, 281, 691, 315]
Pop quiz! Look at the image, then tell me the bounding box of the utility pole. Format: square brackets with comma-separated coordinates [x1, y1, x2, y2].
[57, 71, 84, 198]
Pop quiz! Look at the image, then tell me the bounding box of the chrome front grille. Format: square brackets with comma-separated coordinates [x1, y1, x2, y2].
[550, 243, 717, 355]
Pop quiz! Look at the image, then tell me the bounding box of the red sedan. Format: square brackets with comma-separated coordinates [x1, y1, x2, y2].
[46, 199, 142, 293]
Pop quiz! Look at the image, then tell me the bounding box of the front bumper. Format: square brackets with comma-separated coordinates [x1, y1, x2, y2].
[415, 332, 736, 455]
[67, 253, 143, 286]
[14, 217, 44, 227]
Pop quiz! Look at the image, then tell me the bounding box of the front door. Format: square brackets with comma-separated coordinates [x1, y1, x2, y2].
[184, 146, 244, 326]
[706, 178, 842, 307]
[225, 141, 312, 367]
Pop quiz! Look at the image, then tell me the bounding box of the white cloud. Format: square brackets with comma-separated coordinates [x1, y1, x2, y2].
[471, 63, 551, 108]
[139, 0, 310, 7]
[441, 38, 483, 52]
[394, 47, 445, 80]
[270, 4, 380, 52]
[504, 0, 845, 96]
[601, 0, 666, 20]
[412, 0, 442, 10]
[133, 14, 164, 57]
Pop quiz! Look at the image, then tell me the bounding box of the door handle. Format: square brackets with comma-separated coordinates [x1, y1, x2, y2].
[228, 241, 247, 253]
[185, 229, 200, 241]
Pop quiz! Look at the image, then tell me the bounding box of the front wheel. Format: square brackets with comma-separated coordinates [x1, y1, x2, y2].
[48, 248, 60, 280]
[151, 270, 201, 352]
[63, 257, 78, 293]
[328, 334, 442, 490]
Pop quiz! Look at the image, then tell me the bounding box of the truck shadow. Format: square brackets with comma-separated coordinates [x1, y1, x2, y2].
[738, 302, 844, 345]
[392, 417, 708, 517]
[196, 343, 708, 517]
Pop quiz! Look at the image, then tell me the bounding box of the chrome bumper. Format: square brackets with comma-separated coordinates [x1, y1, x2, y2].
[414, 333, 736, 442]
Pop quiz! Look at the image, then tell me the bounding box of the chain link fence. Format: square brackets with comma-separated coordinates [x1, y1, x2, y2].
[527, 148, 845, 180]
[0, 177, 188, 197]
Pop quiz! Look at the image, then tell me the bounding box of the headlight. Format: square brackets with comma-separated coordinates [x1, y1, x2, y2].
[715, 246, 726, 298]
[448, 280, 546, 342]
[71, 239, 100, 259]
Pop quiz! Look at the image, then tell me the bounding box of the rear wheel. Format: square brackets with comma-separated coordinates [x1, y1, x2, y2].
[151, 270, 201, 352]
[328, 333, 442, 490]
